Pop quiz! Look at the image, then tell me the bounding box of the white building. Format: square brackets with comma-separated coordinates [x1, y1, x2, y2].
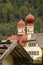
[24, 14, 42, 61]
[7, 14, 43, 62]
[24, 34, 42, 60]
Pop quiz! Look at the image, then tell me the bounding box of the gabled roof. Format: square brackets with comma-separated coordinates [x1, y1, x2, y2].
[7, 34, 28, 46]
[7, 35, 18, 40]
[7, 33, 43, 48]
[36, 33, 43, 49]
[30, 33, 43, 48]
[29, 33, 37, 40]
[0, 41, 17, 60]
[0, 41, 33, 63]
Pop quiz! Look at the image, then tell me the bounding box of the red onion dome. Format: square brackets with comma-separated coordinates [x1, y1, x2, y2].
[25, 14, 35, 23]
[17, 19, 25, 27]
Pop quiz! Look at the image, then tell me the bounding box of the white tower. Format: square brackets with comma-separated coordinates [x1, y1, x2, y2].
[25, 14, 35, 40]
[25, 14, 35, 34]
[17, 19, 25, 35]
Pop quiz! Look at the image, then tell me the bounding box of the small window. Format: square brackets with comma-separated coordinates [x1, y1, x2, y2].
[36, 51, 39, 55]
[28, 43, 36, 47]
[28, 51, 39, 55]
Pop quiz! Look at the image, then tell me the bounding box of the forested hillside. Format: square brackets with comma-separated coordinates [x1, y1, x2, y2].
[0, 0, 43, 39]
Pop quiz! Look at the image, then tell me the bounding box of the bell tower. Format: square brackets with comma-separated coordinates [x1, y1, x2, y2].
[17, 19, 25, 35]
[25, 14, 35, 40]
[25, 14, 35, 34]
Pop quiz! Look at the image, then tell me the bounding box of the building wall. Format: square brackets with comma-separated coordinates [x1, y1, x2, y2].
[24, 41, 42, 60]
[2, 55, 14, 65]
[18, 27, 25, 34]
[27, 25, 34, 34]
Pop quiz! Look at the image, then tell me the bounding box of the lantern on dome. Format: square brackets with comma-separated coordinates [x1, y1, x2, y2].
[17, 19, 25, 35]
[25, 14, 35, 34]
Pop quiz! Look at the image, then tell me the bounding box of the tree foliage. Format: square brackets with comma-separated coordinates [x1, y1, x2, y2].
[0, 0, 43, 39]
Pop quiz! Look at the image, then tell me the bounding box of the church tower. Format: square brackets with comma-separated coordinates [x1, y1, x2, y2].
[25, 14, 35, 40]
[17, 19, 25, 35]
[25, 14, 35, 34]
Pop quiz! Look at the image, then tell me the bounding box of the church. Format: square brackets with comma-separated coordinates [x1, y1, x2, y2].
[7, 14, 43, 62]
[7, 14, 35, 46]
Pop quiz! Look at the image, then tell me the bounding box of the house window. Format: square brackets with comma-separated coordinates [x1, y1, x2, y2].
[29, 51, 39, 55]
[28, 43, 36, 47]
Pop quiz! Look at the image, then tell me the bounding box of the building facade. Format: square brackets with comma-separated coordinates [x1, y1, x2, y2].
[24, 40, 42, 60]
[7, 14, 43, 62]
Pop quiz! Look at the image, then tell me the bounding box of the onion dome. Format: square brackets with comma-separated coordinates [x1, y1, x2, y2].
[17, 19, 25, 27]
[25, 14, 35, 23]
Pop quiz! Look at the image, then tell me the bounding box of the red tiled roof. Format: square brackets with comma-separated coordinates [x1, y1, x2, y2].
[7, 35, 22, 41]
[17, 34, 22, 41]
[7, 34, 28, 46]
[7, 35, 18, 40]
[20, 34, 28, 46]
[21, 34, 28, 42]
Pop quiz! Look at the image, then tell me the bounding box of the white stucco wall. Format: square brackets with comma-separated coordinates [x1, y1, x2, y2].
[18, 27, 25, 34]
[27, 25, 34, 34]
[24, 41, 42, 60]
[2, 55, 14, 65]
